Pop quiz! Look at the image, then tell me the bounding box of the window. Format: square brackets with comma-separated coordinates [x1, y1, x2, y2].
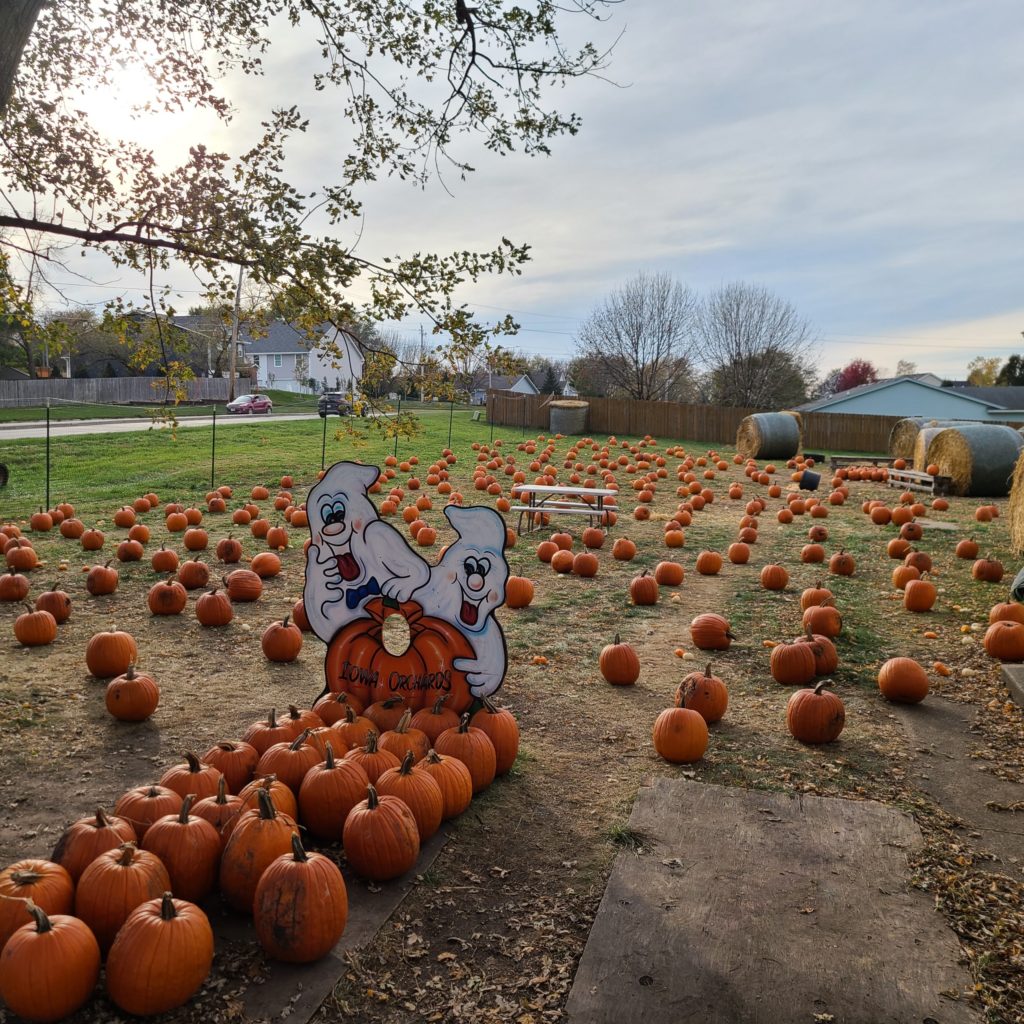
[252, 355, 260, 367]
[273, 354, 283, 367]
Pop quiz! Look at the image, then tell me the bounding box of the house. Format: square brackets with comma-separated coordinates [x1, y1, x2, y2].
[797, 374, 1024, 421]
[240, 321, 364, 395]
[470, 372, 540, 405]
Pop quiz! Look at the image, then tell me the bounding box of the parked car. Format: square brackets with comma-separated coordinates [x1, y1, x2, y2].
[318, 392, 353, 417]
[226, 394, 273, 415]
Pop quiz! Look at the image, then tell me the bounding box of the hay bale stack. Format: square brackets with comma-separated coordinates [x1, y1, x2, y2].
[888, 418, 964, 458]
[1009, 451, 1024, 555]
[927, 424, 1024, 496]
[736, 412, 802, 460]
[911, 427, 948, 471]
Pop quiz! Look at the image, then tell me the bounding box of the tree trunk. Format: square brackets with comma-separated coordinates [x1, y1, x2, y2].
[0, 0, 45, 114]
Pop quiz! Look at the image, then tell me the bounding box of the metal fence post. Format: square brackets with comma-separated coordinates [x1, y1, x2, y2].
[321, 412, 327, 471]
[447, 399, 455, 449]
[394, 395, 401, 459]
[45, 404, 51, 509]
[210, 407, 216, 488]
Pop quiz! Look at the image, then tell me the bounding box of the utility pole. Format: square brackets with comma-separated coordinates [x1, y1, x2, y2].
[228, 264, 244, 401]
[418, 324, 425, 402]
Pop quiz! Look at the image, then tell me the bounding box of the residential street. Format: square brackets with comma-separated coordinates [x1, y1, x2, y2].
[0, 412, 323, 440]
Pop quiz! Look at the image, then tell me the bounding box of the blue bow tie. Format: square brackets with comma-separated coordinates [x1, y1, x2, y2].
[346, 576, 381, 609]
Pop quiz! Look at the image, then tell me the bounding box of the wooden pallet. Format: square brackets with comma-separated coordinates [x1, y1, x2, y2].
[885, 467, 951, 496]
[830, 455, 910, 470]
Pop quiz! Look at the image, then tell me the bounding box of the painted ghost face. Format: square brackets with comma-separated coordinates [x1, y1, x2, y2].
[440, 505, 509, 632]
[308, 462, 381, 583]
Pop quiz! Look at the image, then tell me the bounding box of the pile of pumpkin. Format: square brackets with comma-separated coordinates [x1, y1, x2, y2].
[0, 691, 518, 1021]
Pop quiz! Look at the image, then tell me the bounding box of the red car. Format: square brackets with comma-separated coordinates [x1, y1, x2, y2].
[226, 394, 273, 415]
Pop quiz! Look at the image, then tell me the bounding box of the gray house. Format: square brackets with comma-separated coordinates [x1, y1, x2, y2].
[241, 321, 364, 395]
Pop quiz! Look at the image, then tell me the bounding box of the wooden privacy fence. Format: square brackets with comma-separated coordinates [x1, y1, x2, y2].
[0, 377, 231, 405]
[486, 391, 908, 455]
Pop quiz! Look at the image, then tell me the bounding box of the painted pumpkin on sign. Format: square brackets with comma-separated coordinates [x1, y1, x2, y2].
[324, 597, 475, 714]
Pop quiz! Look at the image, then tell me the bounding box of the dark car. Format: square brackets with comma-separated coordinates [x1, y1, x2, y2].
[226, 393, 273, 414]
[318, 392, 353, 417]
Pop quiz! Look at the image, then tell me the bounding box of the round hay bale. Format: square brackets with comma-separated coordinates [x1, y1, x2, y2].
[927, 424, 1024, 497]
[549, 400, 588, 435]
[888, 418, 965, 458]
[911, 427, 948, 471]
[1009, 450, 1024, 555]
[736, 412, 802, 460]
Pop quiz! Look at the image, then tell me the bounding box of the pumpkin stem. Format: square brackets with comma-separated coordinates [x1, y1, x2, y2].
[10, 869, 44, 885]
[704, 663, 712, 678]
[813, 680, 832, 695]
[255, 786, 277, 820]
[481, 696, 499, 714]
[344, 705, 358, 725]
[178, 794, 195, 823]
[94, 807, 111, 829]
[399, 750, 415, 774]
[287, 704, 302, 721]
[383, 696, 404, 709]
[24, 901, 52, 933]
[159, 892, 177, 921]
[290, 729, 311, 751]
[365, 732, 380, 753]
[268, 708, 278, 728]
[431, 694, 449, 714]
[458, 712, 471, 733]
[325, 743, 336, 769]
[117, 843, 137, 867]
[366, 783, 380, 810]
[426, 749, 442, 765]
[613, 633, 621, 645]
[125, 664, 137, 680]
[395, 709, 412, 734]
[184, 751, 202, 773]
[281, 614, 291, 629]
[290, 832, 308, 862]
[215, 775, 228, 805]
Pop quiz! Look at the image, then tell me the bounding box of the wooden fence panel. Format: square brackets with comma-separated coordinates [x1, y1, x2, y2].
[485, 391, 915, 455]
[0, 377, 231, 405]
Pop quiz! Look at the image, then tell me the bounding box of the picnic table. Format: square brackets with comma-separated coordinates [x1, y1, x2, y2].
[509, 483, 617, 534]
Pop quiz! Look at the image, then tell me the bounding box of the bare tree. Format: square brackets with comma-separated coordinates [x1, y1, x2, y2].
[574, 272, 698, 401]
[694, 283, 816, 407]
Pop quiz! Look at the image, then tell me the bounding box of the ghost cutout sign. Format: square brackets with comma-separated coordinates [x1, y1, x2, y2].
[307, 461, 509, 713]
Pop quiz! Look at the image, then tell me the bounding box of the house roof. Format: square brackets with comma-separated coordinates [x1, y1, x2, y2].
[798, 375, 997, 413]
[945, 385, 1024, 409]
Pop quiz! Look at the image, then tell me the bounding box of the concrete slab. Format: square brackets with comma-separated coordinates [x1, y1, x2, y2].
[1001, 664, 1024, 708]
[206, 827, 448, 1024]
[566, 779, 978, 1024]
[894, 697, 1024, 874]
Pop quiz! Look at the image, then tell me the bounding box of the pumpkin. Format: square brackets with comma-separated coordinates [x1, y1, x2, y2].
[147, 578, 187, 615]
[215, 536, 243, 563]
[572, 551, 599, 577]
[220, 788, 299, 912]
[196, 586, 233, 626]
[113, 785, 182, 842]
[674, 664, 728, 723]
[242, 708, 297, 754]
[611, 537, 637, 561]
[651, 706, 708, 763]
[192, 776, 244, 839]
[333, 705, 379, 749]
[298, 743, 370, 841]
[201, 740, 259, 793]
[116, 539, 145, 562]
[0, 904, 100, 1023]
[689, 613, 734, 651]
[903, 550, 932, 573]
[75, 843, 171, 953]
[695, 550, 723, 575]
[51, 807, 137, 882]
[378, 709, 431, 764]
[891, 564, 920, 590]
[325, 597, 476, 713]
[468, 699, 520, 775]
[234, 775, 299, 824]
[251, 551, 282, 577]
[629, 570, 659, 606]
[30, 508, 54, 532]
[990, 602, 1024, 626]
[262, 614, 303, 662]
[599, 634, 641, 686]
[972, 558, 1004, 583]
[313, 690, 365, 726]
[582, 527, 605, 549]
[420, 749, 474, 820]
[254, 833, 348, 963]
[786, 681, 845, 744]
[257, 731, 322, 793]
[877, 657, 929, 704]
[224, 567, 263, 601]
[802, 603, 842, 638]
[59, 517, 85, 540]
[159, 751, 221, 801]
[13, 604, 57, 647]
[141, 795, 222, 903]
[760, 564, 789, 591]
[434, 714, 497, 794]
[955, 537, 979, 559]
[983, 620, 1024, 662]
[770, 640, 817, 685]
[536, 541, 557, 563]
[106, 664, 160, 722]
[364, 696, 409, 733]
[377, 751, 445, 841]
[0, 860, 74, 955]
[105, 893, 214, 1015]
[654, 560, 684, 586]
[828, 549, 855, 576]
[343, 730, 402, 784]
[342, 784, 421, 881]
[151, 544, 179, 573]
[505, 576, 535, 609]
[550, 549, 574, 573]
[176, 556, 210, 590]
[410, 695, 461, 743]
[903, 576, 937, 613]
[0, 570, 29, 602]
[797, 626, 838, 675]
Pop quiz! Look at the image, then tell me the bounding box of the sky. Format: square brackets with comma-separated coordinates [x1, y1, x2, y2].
[23, 0, 1024, 380]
